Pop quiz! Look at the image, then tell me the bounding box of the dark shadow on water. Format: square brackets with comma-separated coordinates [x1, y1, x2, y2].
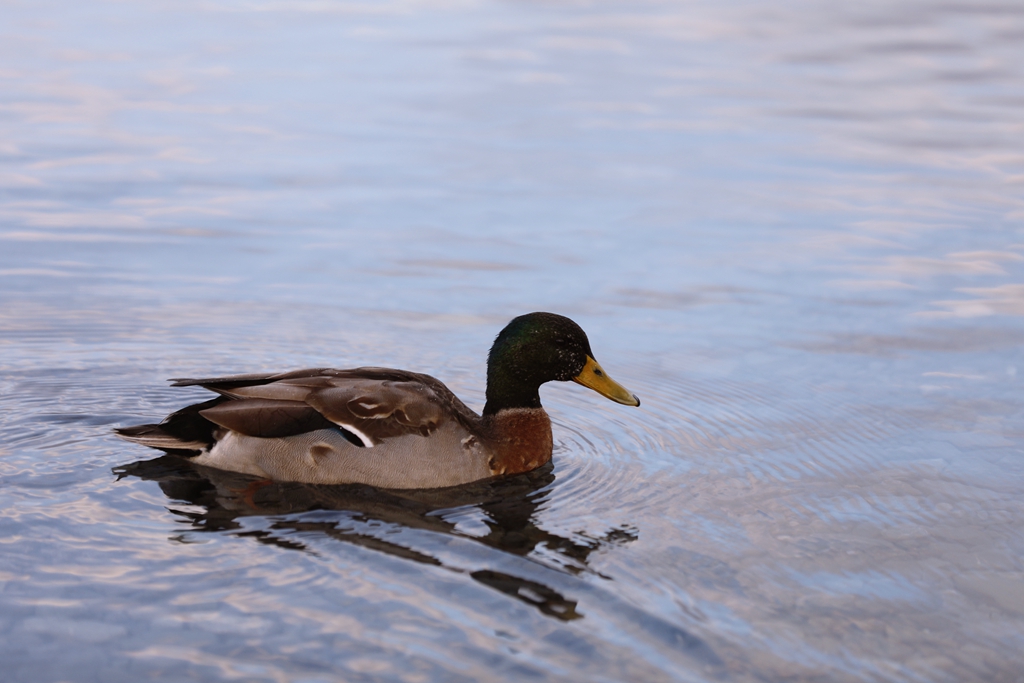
[114, 455, 637, 623]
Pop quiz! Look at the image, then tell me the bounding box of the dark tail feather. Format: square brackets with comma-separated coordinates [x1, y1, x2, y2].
[114, 423, 208, 453]
[115, 397, 227, 455]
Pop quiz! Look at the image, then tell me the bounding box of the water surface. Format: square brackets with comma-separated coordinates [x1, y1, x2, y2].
[2, 1, 1023, 681]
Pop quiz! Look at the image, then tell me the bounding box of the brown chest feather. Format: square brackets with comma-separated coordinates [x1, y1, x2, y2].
[482, 408, 553, 476]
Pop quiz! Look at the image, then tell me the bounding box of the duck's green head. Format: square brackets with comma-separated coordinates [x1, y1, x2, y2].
[483, 312, 640, 415]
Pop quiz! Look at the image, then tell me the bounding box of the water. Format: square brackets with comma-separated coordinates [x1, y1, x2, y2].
[2, 0, 1023, 680]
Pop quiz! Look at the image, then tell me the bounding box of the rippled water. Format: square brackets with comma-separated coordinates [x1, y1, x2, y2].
[2, 1, 1023, 681]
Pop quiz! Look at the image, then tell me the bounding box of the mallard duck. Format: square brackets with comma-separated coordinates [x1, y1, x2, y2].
[115, 312, 640, 489]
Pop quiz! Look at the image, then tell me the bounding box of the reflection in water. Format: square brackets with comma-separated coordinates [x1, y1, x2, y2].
[114, 456, 636, 623]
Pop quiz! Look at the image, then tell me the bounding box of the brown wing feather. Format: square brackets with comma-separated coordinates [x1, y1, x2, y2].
[305, 380, 446, 441]
[199, 399, 336, 438]
[170, 368, 336, 392]
[170, 367, 482, 444]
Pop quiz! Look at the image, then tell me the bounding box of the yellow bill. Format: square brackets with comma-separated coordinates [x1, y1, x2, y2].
[572, 355, 641, 407]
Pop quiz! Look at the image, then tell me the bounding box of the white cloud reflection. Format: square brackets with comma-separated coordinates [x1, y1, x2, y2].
[924, 284, 1024, 318]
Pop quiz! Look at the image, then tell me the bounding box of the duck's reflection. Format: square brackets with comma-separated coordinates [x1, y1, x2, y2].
[114, 456, 638, 622]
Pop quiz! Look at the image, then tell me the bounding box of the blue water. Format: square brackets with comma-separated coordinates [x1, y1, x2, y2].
[2, 1, 1023, 681]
